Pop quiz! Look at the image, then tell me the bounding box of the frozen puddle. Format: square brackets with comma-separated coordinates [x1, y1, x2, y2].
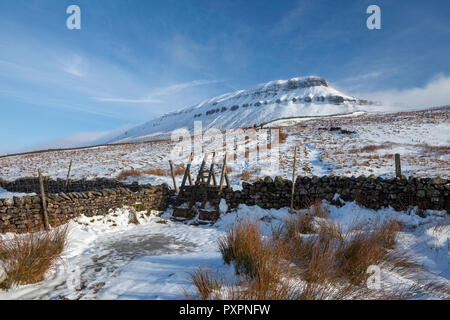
[66, 233, 198, 300]
[105, 233, 197, 259]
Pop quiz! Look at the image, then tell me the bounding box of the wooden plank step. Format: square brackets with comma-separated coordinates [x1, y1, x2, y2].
[173, 207, 195, 219]
[198, 209, 220, 222]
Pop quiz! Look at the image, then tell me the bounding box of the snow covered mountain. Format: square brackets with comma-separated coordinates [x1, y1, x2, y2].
[110, 76, 375, 143]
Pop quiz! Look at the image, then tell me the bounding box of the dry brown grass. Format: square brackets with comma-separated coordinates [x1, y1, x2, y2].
[238, 170, 259, 182]
[186, 266, 300, 300]
[278, 215, 408, 287]
[173, 164, 186, 176]
[360, 143, 392, 153]
[190, 215, 409, 300]
[118, 166, 171, 179]
[188, 220, 301, 300]
[218, 164, 232, 174]
[421, 144, 450, 154]
[187, 267, 223, 300]
[218, 220, 288, 281]
[117, 167, 142, 180]
[0, 226, 69, 290]
[316, 219, 345, 241]
[189, 198, 432, 300]
[143, 168, 167, 176]
[239, 171, 252, 181]
[334, 219, 405, 285]
[275, 213, 315, 237]
[116, 161, 190, 180]
[279, 131, 289, 144]
[300, 198, 329, 218]
[348, 143, 393, 154]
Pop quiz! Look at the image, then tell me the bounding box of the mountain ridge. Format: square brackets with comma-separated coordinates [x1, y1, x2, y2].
[110, 76, 377, 144]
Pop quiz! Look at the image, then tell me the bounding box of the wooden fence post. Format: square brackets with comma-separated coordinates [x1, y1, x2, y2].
[290, 146, 297, 212]
[196, 153, 208, 185]
[218, 154, 227, 196]
[224, 172, 231, 189]
[169, 160, 179, 194]
[205, 152, 216, 187]
[395, 154, 402, 178]
[38, 169, 50, 231]
[211, 168, 218, 186]
[65, 159, 72, 192]
[180, 152, 193, 190]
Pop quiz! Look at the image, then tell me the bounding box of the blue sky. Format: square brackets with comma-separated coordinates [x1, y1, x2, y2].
[1, 0, 449, 154]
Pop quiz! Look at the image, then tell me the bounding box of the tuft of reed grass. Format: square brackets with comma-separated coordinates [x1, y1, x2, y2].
[189, 200, 439, 300]
[218, 220, 288, 283]
[0, 225, 69, 290]
[143, 168, 168, 176]
[186, 267, 222, 300]
[186, 266, 300, 300]
[306, 198, 329, 218]
[117, 167, 142, 180]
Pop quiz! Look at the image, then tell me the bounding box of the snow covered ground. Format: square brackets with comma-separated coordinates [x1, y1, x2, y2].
[0, 107, 447, 187]
[0, 200, 448, 300]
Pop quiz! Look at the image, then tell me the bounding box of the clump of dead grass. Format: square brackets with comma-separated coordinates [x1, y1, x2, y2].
[173, 164, 186, 176]
[0, 226, 69, 290]
[186, 266, 300, 300]
[279, 131, 289, 144]
[238, 170, 259, 182]
[143, 168, 167, 176]
[117, 164, 183, 180]
[218, 220, 288, 281]
[188, 198, 435, 300]
[117, 167, 142, 180]
[306, 198, 329, 218]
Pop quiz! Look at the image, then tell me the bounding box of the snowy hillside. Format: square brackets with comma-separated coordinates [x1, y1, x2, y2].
[111, 76, 376, 143]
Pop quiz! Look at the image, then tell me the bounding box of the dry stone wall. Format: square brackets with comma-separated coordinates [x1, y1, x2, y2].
[0, 177, 145, 194]
[0, 174, 448, 234]
[0, 184, 172, 234]
[221, 175, 449, 213]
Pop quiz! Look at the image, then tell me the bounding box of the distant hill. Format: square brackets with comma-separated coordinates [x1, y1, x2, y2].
[110, 76, 378, 143]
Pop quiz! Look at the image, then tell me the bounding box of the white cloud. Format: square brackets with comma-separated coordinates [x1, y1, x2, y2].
[149, 79, 222, 97]
[358, 74, 450, 110]
[270, 0, 312, 36]
[11, 125, 136, 154]
[61, 54, 86, 77]
[94, 97, 163, 104]
[162, 34, 211, 69]
[338, 71, 384, 84]
[94, 79, 221, 104]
